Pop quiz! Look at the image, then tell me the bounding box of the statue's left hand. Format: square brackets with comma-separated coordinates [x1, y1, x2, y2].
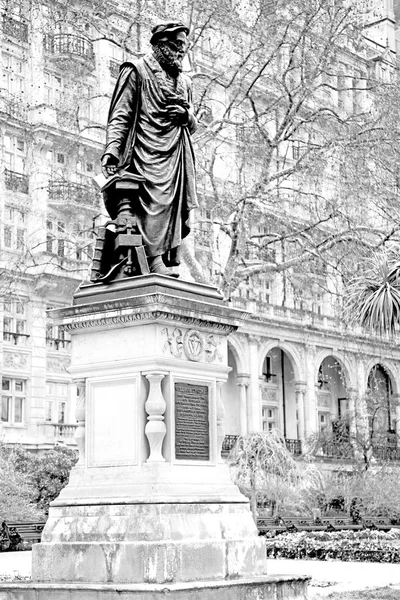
[166, 104, 188, 125]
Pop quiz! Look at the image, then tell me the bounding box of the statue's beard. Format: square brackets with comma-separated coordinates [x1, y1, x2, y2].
[153, 43, 183, 77]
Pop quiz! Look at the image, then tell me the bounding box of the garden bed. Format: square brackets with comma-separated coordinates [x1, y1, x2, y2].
[265, 529, 400, 562]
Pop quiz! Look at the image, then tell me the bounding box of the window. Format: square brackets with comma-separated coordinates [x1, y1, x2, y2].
[46, 310, 70, 350]
[3, 298, 28, 344]
[318, 412, 331, 433]
[45, 381, 68, 423]
[44, 72, 63, 106]
[3, 206, 25, 251]
[1, 378, 25, 424]
[56, 153, 65, 164]
[46, 219, 66, 257]
[2, 53, 25, 96]
[4, 133, 26, 172]
[262, 406, 276, 431]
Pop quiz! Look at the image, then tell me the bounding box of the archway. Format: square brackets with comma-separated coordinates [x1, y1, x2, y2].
[316, 356, 348, 434]
[367, 364, 395, 444]
[260, 347, 297, 442]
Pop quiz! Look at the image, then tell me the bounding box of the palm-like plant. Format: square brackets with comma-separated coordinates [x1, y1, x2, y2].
[346, 250, 400, 336]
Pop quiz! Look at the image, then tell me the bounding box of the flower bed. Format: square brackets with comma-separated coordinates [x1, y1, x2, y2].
[265, 529, 400, 562]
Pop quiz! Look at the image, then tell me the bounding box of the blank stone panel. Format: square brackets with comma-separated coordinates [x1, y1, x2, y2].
[87, 378, 138, 467]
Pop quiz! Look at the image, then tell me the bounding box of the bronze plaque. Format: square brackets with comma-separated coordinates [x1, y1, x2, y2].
[175, 382, 210, 460]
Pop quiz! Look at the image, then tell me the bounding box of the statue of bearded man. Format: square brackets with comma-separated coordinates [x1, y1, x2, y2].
[101, 22, 198, 277]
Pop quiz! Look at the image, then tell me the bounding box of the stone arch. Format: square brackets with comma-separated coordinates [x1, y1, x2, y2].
[227, 333, 247, 375]
[258, 340, 303, 382]
[314, 348, 354, 391]
[364, 358, 399, 396]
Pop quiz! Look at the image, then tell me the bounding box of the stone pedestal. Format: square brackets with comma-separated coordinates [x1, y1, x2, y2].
[4, 276, 308, 599]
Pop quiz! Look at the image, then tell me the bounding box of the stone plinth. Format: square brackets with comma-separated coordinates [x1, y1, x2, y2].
[0, 575, 310, 599]
[3, 275, 308, 599]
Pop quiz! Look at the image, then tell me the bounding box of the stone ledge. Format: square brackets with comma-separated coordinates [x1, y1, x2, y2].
[0, 574, 310, 599]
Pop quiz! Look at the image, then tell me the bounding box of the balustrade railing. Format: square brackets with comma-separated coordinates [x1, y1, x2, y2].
[54, 423, 77, 438]
[222, 435, 239, 453]
[44, 34, 95, 68]
[3, 17, 28, 42]
[48, 180, 99, 208]
[4, 169, 29, 194]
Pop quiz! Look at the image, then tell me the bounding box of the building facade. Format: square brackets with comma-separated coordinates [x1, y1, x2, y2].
[0, 0, 399, 463]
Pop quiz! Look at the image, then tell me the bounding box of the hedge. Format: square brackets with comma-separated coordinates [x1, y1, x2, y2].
[265, 529, 400, 563]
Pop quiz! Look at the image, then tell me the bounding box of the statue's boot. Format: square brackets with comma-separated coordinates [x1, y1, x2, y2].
[148, 255, 179, 278]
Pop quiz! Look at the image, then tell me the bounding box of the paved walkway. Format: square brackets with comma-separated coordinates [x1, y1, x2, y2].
[267, 558, 400, 596]
[2, 552, 400, 595]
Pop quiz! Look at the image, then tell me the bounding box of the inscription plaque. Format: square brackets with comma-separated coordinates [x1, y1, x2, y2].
[175, 382, 210, 460]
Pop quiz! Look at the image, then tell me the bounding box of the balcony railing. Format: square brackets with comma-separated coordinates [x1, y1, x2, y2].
[372, 444, 400, 462]
[285, 438, 302, 456]
[0, 96, 27, 121]
[44, 34, 95, 70]
[3, 17, 28, 43]
[319, 440, 354, 459]
[222, 435, 239, 454]
[46, 337, 71, 351]
[48, 180, 99, 209]
[3, 332, 30, 346]
[4, 169, 29, 194]
[222, 434, 302, 457]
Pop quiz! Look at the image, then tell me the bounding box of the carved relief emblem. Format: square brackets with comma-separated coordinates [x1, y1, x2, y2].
[4, 352, 27, 370]
[47, 357, 70, 373]
[161, 327, 183, 358]
[183, 329, 204, 362]
[204, 334, 222, 363]
[261, 387, 277, 403]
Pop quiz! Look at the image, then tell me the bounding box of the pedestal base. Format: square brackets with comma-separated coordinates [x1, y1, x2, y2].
[33, 503, 266, 584]
[0, 575, 310, 600]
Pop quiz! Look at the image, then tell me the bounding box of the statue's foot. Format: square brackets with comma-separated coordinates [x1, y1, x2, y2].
[148, 256, 179, 278]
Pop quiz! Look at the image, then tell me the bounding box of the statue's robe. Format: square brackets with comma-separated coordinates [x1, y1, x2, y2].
[102, 54, 198, 258]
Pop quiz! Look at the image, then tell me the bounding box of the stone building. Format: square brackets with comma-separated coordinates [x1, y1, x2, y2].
[0, 0, 399, 464]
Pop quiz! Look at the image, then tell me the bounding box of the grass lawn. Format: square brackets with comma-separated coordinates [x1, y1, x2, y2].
[311, 588, 400, 600]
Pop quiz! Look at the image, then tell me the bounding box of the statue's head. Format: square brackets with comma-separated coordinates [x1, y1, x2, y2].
[150, 22, 189, 76]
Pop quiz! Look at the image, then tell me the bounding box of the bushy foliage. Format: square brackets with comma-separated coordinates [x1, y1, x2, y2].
[265, 529, 400, 562]
[0, 453, 44, 523]
[228, 430, 322, 520]
[0, 444, 78, 518]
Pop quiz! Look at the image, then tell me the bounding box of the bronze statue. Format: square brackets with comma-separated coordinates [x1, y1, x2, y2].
[98, 21, 198, 280]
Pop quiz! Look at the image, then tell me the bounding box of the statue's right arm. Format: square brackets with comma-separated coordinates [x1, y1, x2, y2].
[102, 68, 138, 168]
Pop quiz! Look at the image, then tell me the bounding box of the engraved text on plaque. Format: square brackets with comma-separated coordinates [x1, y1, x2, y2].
[175, 382, 210, 460]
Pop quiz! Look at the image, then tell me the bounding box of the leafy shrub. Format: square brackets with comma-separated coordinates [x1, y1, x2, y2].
[0, 444, 78, 519]
[265, 529, 400, 562]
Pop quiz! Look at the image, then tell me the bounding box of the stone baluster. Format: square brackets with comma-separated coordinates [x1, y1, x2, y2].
[216, 380, 225, 462]
[144, 371, 167, 462]
[74, 378, 86, 466]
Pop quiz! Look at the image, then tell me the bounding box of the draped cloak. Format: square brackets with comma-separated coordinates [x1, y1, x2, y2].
[102, 54, 198, 258]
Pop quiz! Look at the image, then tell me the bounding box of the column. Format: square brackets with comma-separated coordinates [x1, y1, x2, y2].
[394, 394, 400, 439]
[304, 344, 318, 438]
[347, 387, 357, 440]
[237, 375, 249, 434]
[74, 378, 86, 467]
[247, 335, 261, 432]
[294, 381, 306, 442]
[216, 380, 225, 462]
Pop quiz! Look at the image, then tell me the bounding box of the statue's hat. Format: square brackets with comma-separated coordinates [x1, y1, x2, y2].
[150, 22, 189, 44]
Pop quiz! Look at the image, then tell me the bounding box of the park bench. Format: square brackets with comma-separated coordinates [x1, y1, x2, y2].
[257, 517, 286, 534]
[1, 521, 46, 551]
[317, 517, 362, 531]
[361, 517, 393, 531]
[280, 517, 322, 532]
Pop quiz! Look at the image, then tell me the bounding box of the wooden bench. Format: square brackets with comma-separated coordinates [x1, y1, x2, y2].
[361, 517, 393, 531]
[1, 521, 46, 550]
[257, 517, 286, 534]
[281, 517, 322, 532]
[316, 517, 362, 531]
